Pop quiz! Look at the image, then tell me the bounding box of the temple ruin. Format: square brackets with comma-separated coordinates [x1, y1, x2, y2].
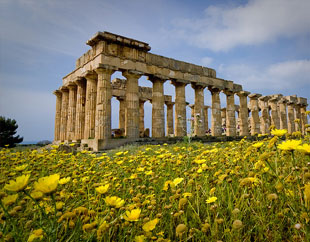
[53, 31, 309, 151]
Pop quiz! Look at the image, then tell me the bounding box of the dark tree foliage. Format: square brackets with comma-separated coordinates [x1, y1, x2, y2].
[0, 116, 23, 148]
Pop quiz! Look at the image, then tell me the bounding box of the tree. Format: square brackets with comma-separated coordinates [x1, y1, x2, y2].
[0, 116, 23, 148]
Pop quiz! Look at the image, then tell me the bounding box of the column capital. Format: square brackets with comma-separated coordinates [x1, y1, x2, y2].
[170, 79, 188, 87]
[268, 97, 279, 103]
[237, 91, 250, 97]
[116, 96, 125, 101]
[67, 82, 77, 90]
[248, 93, 262, 99]
[191, 82, 207, 90]
[208, 85, 222, 93]
[258, 95, 271, 102]
[147, 74, 166, 83]
[95, 65, 117, 76]
[189, 104, 195, 109]
[60, 86, 69, 92]
[278, 98, 288, 104]
[96, 63, 118, 71]
[53, 90, 62, 97]
[82, 70, 97, 81]
[223, 89, 235, 96]
[122, 70, 143, 79]
[204, 105, 211, 110]
[165, 101, 174, 106]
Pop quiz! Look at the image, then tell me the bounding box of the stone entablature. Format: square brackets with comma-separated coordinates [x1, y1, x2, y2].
[64, 31, 243, 92]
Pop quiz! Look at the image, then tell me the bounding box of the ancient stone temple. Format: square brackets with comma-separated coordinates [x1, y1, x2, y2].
[53, 31, 309, 151]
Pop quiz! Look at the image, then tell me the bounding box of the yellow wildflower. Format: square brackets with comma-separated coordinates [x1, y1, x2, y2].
[104, 196, 125, 208]
[34, 174, 60, 194]
[278, 140, 302, 151]
[206, 196, 217, 204]
[135, 235, 146, 242]
[4, 174, 30, 192]
[2, 194, 18, 206]
[297, 144, 310, 154]
[239, 177, 259, 187]
[173, 177, 184, 186]
[142, 218, 159, 232]
[15, 164, 28, 171]
[95, 184, 109, 194]
[28, 229, 44, 242]
[304, 184, 310, 208]
[59, 177, 71, 185]
[183, 192, 192, 198]
[123, 208, 141, 222]
[271, 129, 287, 136]
[252, 142, 264, 148]
[97, 221, 109, 240]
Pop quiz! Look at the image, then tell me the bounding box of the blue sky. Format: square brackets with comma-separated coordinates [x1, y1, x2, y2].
[0, 0, 309, 142]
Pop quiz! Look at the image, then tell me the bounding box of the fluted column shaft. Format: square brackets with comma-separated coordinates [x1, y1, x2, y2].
[259, 97, 270, 134]
[139, 100, 145, 135]
[300, 106, 307, 135]
[249, 94, 261, 135]
[295, 105, 301, 132]
[172, 81, 187, 137]
[224, 90, 236, 136]
[209, 87, 222, 136]
[75, 79, 86, 141]
[269, 99, 280, 129]
[118, 97, 125, 130]
[151, 77, 165, 138]
[123, 71, 142, 138]
[53, 90, 62, 141]
[84, 74, 97, 139]
[67, 84, 77, 141]
[95, 68, 114, 140]
[166, 102, 174, 136]
[60, 88, 69, 141]
[279, 100, 288, 130]
[193, 85, 205, 136]
[189, 104, 195, 131]
[287, 103, 295, 134]
[204, 106, 210, 132]
[237, 92, 250, 136]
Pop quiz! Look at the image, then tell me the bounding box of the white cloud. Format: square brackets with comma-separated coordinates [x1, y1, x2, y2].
[218, 59, 310, 94]
[201, 56, 213, 66]
[171, 0, 310, 51]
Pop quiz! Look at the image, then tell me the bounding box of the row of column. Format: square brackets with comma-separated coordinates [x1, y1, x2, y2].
[54, 69, 308, 142]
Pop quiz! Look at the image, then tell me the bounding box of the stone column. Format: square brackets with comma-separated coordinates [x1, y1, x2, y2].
[258, 96, 271, 135]
[171, 80, 187, 137]
[298, 97, 308, 135]
[295, 103, 302, 132]
[95, 66, 115, 141]
[53, 90, 62, 141]
[149, 76, 165, 138]
[74, 78, 86, 141]
[269, 97, 280, 129]
[192, 84, 205, 136]
[208, 86, 222, 136]
[84, 71, 97, 139]
[279, 98, 288, 130]
[249, 93, 262, 135]
[67, 83, 77, 141]
[203, 106, 210, 133]
[139, 99, 146, 136]
[237, 91, 250, 136]
[123, 70, 143, 139]
[59, 87, 69, 141]
[224, 90, 236, 136]
[117, 97, 126, 130]
[165, 101, 174, 136]
[287, 102, 296, 134]
[189, 104, 195, 131]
